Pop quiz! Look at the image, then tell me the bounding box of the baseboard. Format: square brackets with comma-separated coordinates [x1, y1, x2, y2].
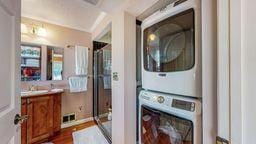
[61, 117, 94, 129]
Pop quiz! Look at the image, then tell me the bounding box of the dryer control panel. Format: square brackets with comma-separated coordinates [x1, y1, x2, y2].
[172, 99, 195, 112]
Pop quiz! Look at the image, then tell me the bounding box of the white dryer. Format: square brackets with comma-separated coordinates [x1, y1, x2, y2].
[141, 0, 201, 97]
[139, 90, 201, 144]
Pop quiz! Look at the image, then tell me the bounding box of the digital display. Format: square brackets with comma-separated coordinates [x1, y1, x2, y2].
[172, 99, 195, 112]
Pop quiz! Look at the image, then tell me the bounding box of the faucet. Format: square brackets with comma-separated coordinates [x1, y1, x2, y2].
[29, 85, 36, 91]
[50, 83, 55, 90]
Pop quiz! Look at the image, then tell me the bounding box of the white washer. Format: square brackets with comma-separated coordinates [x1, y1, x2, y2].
[139, 90, 201, 144]
[141, 0, 201, 97]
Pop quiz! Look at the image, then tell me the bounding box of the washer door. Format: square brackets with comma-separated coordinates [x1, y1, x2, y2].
[140, 105, 193, 144]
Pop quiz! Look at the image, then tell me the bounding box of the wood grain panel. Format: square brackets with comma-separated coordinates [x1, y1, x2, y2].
[21, 99, 27, 144]
[27, 96, 54, 144]
[53, 94, 61, 133]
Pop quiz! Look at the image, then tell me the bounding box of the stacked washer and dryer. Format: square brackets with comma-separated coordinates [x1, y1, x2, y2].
[138, 0, 202, 144]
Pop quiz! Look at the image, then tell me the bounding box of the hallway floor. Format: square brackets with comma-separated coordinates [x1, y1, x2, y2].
[49, 121, 96, 144]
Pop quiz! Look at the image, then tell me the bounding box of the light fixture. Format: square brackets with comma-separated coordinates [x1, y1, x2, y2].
[37, 27, 47, 37]
[20, 22, 47, 37]
[21, 23, 28, 34]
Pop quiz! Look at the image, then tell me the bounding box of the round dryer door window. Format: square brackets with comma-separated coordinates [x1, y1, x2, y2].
[148, 24, 186, 64]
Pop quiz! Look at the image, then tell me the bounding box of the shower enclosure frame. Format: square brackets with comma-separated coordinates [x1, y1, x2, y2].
[93, 48, 112, 144]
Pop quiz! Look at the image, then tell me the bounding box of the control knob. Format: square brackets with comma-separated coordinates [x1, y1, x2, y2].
[157, 96, 165, 103]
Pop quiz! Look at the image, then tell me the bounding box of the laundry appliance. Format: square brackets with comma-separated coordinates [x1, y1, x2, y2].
[141, 0, 201, 97]
[139, 90, 201, 144]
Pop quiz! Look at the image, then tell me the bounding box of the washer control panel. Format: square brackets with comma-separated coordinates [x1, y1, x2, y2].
[139, 90, 199, 113]
[140, 92, 166, 104]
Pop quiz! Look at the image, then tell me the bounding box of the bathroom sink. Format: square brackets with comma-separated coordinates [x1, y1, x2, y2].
[21, 90, 49, 96]
[21, 89, 64, 97]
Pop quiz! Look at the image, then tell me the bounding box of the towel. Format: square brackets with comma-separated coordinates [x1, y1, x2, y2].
[103, 75, 111, 89]
[102, 48, 111, 89]
[68, 76, 87, 92]
[103, 49, 111, 75]
[75, 46, 88, 75]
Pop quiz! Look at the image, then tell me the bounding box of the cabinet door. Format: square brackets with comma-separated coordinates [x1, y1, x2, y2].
[27, 96, 54, 144]
[21, 99, 27, 144]
[53, 94, 61, 133]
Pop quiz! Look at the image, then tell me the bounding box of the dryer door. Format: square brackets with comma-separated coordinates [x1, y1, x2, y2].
[140, 105, 193, 144]
[143, 9, 195, 72]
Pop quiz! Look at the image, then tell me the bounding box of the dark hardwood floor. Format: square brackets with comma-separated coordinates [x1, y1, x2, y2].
[48, 121, 96, 144]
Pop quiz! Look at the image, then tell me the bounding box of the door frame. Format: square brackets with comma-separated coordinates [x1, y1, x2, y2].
[92, 49, 112, 144]
[217, 0, 243, 143]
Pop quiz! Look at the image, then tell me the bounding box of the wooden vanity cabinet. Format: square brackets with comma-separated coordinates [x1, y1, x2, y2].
[21, 93, 62, 144]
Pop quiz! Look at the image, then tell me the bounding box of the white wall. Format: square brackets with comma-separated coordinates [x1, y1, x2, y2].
[111, 10, 137, 144]
[123, 12, 136, 144]
[92, 10, 137, 144]
[242, 0, 256, 143]
[111, 11, 125, 143]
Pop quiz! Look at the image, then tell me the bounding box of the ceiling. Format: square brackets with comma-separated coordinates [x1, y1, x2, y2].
[137, 0, 176, 21]
[22, 0, 159, 33]
[22, 0, 106, 32]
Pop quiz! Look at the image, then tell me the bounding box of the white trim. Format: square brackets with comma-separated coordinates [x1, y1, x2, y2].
[230, 0, 243, 143]
[90, 12, 107, 33]
[93, 22, 111, 41]
[217, 0, 244, 143]
[61, 117, 94, 129]
[217, 0, 230, 140]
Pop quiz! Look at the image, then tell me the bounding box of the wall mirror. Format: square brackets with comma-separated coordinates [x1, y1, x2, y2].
[21, 43, 64, 81]
[47, 46, 64, 81]
[21, 43, 42, 81]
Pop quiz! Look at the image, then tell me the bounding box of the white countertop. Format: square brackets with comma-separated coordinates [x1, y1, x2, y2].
[21, 89, 64, 98]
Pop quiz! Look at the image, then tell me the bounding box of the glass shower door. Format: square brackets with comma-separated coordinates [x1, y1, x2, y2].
[93, 46, 112, 142]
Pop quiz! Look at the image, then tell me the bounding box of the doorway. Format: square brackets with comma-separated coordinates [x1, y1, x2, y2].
[93, 35, 112, 142]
